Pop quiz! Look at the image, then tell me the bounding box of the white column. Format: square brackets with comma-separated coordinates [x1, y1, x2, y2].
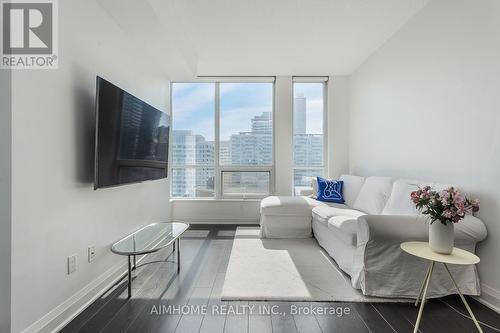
[274, 76, 294, 195]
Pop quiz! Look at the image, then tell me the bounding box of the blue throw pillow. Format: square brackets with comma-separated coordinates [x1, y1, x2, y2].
[316, 177, 345, 203]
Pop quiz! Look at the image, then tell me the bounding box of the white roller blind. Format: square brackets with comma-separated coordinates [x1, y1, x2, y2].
[293, 76, 329, 82]
[196, 76, 276, 83]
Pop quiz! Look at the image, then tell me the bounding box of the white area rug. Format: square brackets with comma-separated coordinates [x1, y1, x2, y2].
[221, 227, 408, 302]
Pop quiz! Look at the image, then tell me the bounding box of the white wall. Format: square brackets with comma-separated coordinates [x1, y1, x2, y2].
[0, 66, 12, 333]
[171, 200, 260, 224]
[328, 76, 350, 178]
[349, 0, 500, 309]
[10, 1, 174, 332]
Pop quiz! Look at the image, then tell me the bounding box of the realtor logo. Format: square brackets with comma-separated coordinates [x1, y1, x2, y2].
[1, 0, 58, 69]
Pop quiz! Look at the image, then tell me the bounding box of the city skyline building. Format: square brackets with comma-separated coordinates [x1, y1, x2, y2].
[293, 92, 306, 134]
[229, 111, 272, 166]
[172, 95, 323, 197]
[219, 141, 232, 165]
[171, 130, 214, 197]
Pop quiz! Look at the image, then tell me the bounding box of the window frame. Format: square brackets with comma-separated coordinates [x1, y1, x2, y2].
[170, 79, 275, 200]
[220, 168, 274, 199]
[292, 78, 328, 195]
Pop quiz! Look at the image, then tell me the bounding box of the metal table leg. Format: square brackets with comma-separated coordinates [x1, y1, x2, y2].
[177, 238, 180, 272]
[127, 255, 132, 298]
[415, 261, 433, 307]
[413, 261, 435, 333]
[443, 263, 483, 333]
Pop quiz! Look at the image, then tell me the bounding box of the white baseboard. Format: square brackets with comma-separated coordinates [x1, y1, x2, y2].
[19, 219, 254, 333]
[474, 283, 500, 314]
[179, 218, 259, 224]
[21, 258, 135, 333]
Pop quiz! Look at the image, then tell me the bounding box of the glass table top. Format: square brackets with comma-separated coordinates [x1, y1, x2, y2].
[111, 222, 189, 255]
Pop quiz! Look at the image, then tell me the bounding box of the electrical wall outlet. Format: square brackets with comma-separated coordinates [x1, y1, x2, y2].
[67, 255, 77, 275]
[88, 246, 96, 263]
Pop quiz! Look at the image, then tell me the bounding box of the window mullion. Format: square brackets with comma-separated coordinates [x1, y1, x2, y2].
[214, 82, 221, 199]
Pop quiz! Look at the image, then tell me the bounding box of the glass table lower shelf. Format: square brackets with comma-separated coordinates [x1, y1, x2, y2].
[111, 222, 190, 298]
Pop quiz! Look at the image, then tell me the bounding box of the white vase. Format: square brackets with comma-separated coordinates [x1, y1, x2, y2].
[429, 221, 454, 254]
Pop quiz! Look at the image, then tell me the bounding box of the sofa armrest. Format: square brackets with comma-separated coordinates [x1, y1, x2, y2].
[357, 214, 487, 244]
[357, 215, 428, 244]
[456, 214, 487, 243]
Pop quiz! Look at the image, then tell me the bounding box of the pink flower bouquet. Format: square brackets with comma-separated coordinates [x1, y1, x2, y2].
[410, 186, 479, 225]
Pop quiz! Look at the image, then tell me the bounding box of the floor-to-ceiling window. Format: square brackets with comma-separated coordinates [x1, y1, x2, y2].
[171, 80, 274, 198]
[171, 83, 216, 198]
[219, 83, 274, 197]
[292, 79, 327, 195]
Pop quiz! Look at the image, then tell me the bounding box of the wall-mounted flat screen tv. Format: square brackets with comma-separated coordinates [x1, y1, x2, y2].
[94, 77, 170, 189]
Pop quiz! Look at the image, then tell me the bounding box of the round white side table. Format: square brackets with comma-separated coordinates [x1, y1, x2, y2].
[400, 241, 482, 333]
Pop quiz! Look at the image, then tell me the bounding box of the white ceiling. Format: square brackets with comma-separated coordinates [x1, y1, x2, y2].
[101, 0, 430, 78]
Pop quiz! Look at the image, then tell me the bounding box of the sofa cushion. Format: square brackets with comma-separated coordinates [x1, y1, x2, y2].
[311, 177, 318, 199]
[382, 179, 430, 216]
[382, 179, 454, 215]
[261, 196, 330, 216]
[312, 206, 365, 226]
[327, 216, 359, 246]
[339, 174, 365, 207]
[432, 182, 454, 191]
[353, 176, 393, 214]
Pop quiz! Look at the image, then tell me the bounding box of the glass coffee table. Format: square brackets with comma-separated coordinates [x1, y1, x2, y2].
[111, 222, 189, 298]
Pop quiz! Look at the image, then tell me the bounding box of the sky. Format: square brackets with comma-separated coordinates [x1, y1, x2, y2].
[172, 82, 324, 141]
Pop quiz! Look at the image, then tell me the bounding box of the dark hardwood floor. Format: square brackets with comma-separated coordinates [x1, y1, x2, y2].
[61, 225, 500, 333]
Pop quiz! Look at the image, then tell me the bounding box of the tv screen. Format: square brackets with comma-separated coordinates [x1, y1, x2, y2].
[94, 77, 170, 189]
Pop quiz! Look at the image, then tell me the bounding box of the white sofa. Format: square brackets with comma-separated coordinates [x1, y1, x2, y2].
[259, 175, 488, 298]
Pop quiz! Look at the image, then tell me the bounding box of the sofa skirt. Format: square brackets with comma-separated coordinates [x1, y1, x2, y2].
[259, 214, 312, 238]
